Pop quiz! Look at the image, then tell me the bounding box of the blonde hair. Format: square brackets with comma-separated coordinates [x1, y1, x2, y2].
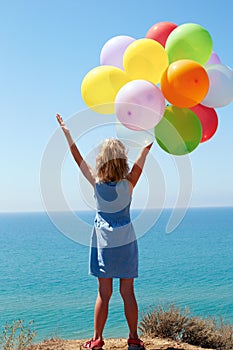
[96, 138, 129, 182]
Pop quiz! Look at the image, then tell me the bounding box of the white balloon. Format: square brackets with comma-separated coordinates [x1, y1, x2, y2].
[201, 64, 233, 108]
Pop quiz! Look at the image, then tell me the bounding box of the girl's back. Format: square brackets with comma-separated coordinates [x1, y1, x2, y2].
[90, 179, 138, 278]
[94, 179, 131, 227]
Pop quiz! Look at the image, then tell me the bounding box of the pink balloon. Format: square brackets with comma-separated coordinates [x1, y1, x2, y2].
[206, 51, 221, 65]
[115, 80, 165, 131]
[190, 104, 218, 142]
[100, 35, 135, 69]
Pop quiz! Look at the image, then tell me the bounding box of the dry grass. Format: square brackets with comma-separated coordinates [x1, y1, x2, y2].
[0, 320, 36, 350]
[139, 304, 233, 349]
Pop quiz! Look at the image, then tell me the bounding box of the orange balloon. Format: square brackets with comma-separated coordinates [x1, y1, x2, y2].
[161, 60, 209, 108]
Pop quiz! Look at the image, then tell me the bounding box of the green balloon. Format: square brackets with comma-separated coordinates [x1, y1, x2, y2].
[154, 106, 202, 155]
[165, 23, 213, 65]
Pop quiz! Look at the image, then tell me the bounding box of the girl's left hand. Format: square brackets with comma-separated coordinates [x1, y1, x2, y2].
[56, 113, 69, 132]
[56, 113, 65, 126]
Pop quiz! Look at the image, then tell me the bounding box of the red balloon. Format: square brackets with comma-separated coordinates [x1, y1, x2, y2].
[190, 104, 218, 142]
[146, 21, 178, 47]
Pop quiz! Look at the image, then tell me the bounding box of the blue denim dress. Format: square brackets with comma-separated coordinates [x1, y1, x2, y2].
[89, 179, 138, 278]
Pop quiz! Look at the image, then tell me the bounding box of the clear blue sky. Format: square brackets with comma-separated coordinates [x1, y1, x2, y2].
[1, 0, 233, 212]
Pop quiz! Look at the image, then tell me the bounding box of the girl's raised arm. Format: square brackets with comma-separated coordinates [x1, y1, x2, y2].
[56, 114, 95, 186]
[127, 142, 153, 189]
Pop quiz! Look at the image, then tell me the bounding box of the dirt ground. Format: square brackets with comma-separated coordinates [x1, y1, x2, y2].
[28, 336, 213, 350]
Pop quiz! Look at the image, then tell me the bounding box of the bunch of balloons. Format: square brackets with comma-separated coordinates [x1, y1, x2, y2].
[81, 21, 233, 155]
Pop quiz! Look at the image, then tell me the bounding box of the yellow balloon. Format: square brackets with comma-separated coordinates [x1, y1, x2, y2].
[81, 65, 130, 114]
[123, 38, 169, 84]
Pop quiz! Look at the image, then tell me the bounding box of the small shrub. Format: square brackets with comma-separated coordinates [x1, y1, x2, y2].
[182, 316, 223, 348]
[139, 303, 233, 349]
[217, 319, 233, 350]
[0, 319, 36, 350]
[139, 303, 189, 340]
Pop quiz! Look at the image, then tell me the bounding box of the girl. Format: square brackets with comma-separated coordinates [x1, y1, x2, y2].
[56, 113, 153, 350]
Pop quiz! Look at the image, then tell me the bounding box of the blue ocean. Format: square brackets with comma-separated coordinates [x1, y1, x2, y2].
[0, 208, 233, 342]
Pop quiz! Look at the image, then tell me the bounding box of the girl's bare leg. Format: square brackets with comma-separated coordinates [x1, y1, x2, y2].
[93, 278, 113, 340]
[120, 278, 139, 339]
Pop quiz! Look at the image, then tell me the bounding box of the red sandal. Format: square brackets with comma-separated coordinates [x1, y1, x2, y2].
[127, 338, 145, 349]
[82, 338, 104, 349]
